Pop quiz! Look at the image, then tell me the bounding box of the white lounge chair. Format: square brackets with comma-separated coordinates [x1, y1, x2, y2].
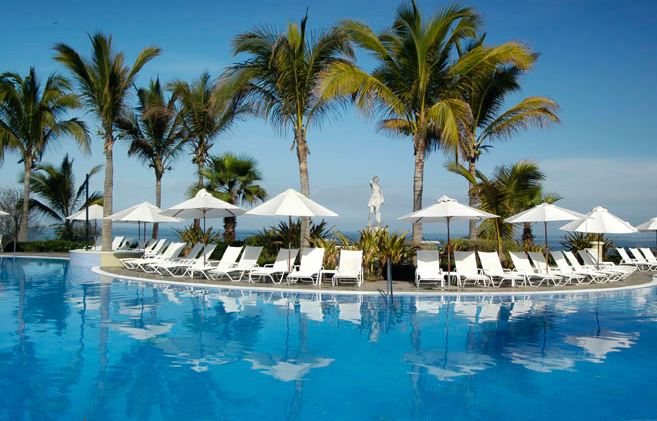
[120, 239, 171, 269]
[453, 251, 491, 288]
[152, 243, 214, 277]
[415, 250, 444, 288]
[112, 236, 125, 250]
[581, 249, 633, 280]
[563, 251, 617, 282]
[137, 242, 187, 272]
[616, 247, 646, 270]
[528, 252, 585, 285]
[629, 248, 657, 271]
[208, 246, 263, 282]
[509, 252, 564, 286]
[331, 250, 364, 287]
[550, 251, 600, 284]
[640, 248, 657, 263]
[287, 248, 325, 286]
[185, 246, 243, 279]
[249, 248, 299, 284]
[478, 251, 526, 287]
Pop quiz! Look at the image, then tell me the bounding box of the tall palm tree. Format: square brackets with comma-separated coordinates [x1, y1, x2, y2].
[28, 154, 102, 240]
[116, 78, 186, 238]
[454, 35, 560, 238]
[54, 33, 161, 250]
[194, 153, 266, 242]
[222, 13, 354, 247]
[448, 160, 546, 254]
[319, 2, 535, 244]
[0, 68, 89, 241]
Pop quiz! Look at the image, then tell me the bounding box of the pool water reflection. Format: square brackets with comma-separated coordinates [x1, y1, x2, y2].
[1, 257, 656, 420]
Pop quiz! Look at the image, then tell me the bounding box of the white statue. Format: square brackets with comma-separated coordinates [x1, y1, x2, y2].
[368, 176, 384, 226]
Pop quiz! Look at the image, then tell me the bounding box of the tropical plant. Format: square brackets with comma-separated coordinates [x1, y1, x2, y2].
[173, 223, 222, 246]
[351, 226, 414, 280]
[454, 35, 560, 238]
[27, 154, 102, 240]
[0, 67, 89, 241]
[319, 2, 535, 244]
[192, 153, 266, 242]
[54, 33, 161, 250]
[560, 232, 614, 256]
[448, 160, 547, 254]
[116, 78, 186, 238]
[0, 187, 41, 251]
[223, 13, 354, 247]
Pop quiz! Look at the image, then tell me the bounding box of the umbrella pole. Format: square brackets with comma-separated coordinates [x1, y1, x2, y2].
[447, 217, 451, 287]
[288, 215, 292, 272]
[203, 210, 207, 266]
[544, 221, 549, 273]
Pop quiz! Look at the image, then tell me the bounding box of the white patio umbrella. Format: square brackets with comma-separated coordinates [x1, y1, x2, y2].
[636, 217, 657, 250]
[107, 202, 181, 242]
[560, 206, 637, 268]
[162, 189, 246, 263]
[245, 188, 338, 270]
[399, 196, 497, 279]
[67, 204, 105, 246]
[505, 202, 585, 272]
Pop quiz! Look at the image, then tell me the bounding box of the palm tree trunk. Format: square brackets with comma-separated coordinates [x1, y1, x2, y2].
[18, 159, 32, 242]
[468, 158, 478, 240]
[152, 175, 162, 239]
[101, 138, 113, 251]
[296, 128, 311, 248]
[521, 222, 534, 248]
[193, 160, 203, 229]
[223, 216, 236, 243]
[411, 133, 425, 246]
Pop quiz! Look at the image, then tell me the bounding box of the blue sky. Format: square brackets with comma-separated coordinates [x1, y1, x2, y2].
[1, 0, 656, 236]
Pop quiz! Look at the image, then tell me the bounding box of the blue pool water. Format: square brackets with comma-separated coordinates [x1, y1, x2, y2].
[1, 257, 656, 420]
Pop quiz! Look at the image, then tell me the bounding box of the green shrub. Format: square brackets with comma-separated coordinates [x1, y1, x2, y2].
[15, 240, 89, 252]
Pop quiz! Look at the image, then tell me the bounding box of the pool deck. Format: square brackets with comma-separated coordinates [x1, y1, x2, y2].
[94, 265, 657, 296]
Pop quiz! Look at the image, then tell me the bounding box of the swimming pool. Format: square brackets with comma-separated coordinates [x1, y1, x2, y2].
[1, 257, 656, 420]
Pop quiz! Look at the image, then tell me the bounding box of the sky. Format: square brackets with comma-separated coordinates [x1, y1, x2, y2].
[0, 0, 656, 237]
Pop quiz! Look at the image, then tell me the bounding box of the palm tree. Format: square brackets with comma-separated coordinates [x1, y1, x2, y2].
[28, 154, 102, 240]
[448, 160, 546, 254]
[222, 13, 354, 247]
[0, 67, 89, 241]
[319, 2, 535, 244]
[455, 35, 560, 238]
[116, 78, 186, 238]
[54, 33, 161, 250]
[194, 153, 266, 243]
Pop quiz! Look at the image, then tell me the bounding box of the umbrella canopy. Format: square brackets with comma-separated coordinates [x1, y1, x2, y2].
[245, 188, 338, 271]
[245, 188, 338, 217]
[161, 189, 245, 219]
[66, 204, 104, 221]
[106, 202, 181, 223]
[505, 202, 584, 272]
[399, 196, 497, 282]
[636, 217, 657, 249]
[559, 206, 637, 234]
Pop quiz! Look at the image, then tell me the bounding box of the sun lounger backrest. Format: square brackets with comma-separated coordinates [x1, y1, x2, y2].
[149, 239, 168, 256]
[640, 248, 657, 262]
[478, 251, 505, 275]
[563, 251, 583, 269]
[299, 248, 325, 273]
[201, 244, 217, 261]
[528, 252, 549, 272]
[112, 236, 125, 250]
[185, 243, 204, 260]
[629, 248, 647, 262]
[167, 243, 186, 259]
[509, 252, 533, 273]
[416, 250, 440, 277]
[454, 251, 478, 276]
[217, 246, 243, 269]
[550, 251, 572, 272]
[237, 246, 263, 269]
[578, 250, 597, 266]
[272, 248, 299, 271]
[337, 250, 363, 277]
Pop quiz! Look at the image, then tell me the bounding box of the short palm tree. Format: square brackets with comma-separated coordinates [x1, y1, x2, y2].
[54, 33, 161, 250]
[116, 78, 186, 238]
[455, 36, 560, 238]
[222, 13, 354, 247]
[0, 67, 89, 241]
[448, 160, 546, 254]
[28, 154, 102, 240]
[194, 153, 266, 242]
[319, 2, 535, 244]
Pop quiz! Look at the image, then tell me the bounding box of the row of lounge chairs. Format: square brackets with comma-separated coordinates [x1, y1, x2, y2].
[415, 248, 637, 288]
[119, 240, 364, 286]
[617, 247, 657, 271]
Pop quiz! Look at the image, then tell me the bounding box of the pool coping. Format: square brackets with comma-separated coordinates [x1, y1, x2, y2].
[91, 266, 657, 298]
[0, 254, 70, 261]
